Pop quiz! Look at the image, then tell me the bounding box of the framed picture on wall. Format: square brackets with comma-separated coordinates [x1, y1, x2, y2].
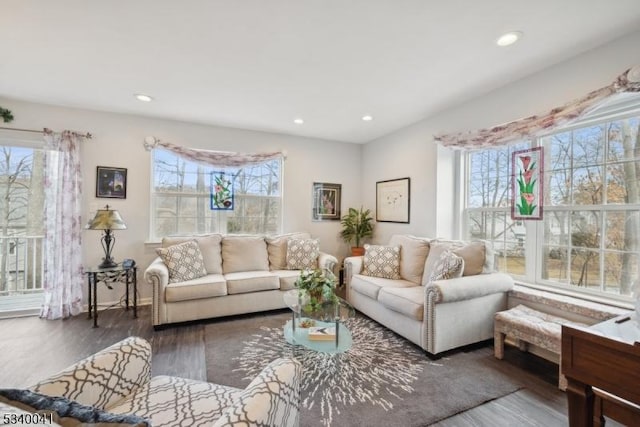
[312, 182, 342, 221]
[96, 166, 127, 199]
[376, 177, 410, 223]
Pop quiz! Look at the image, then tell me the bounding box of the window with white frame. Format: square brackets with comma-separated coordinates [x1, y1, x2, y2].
[151, 149, 282, 240]
[464, 104, 640, 300]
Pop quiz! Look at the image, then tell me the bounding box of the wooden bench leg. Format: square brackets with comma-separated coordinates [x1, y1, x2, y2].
[494, 330, 505, 359]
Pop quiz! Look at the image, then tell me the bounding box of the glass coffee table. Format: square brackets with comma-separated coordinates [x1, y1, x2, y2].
[283, 289, 355, 353]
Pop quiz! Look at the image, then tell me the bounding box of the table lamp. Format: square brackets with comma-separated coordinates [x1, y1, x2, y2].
[86, 205, 127, 268]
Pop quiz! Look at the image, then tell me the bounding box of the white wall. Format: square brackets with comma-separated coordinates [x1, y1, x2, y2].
[362, 29, 640, 245]
[0, 98, 361, 306]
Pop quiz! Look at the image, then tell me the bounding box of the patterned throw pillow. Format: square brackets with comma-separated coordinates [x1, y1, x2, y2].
[427, 250, 465, 283]
[0, 389, 150, 426]
[286, 239, 320, 270]
[362, 244, 401, 279]
[156, 240, 207, 283]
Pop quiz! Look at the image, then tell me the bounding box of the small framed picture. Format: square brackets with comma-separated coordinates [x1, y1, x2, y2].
[312, 182, 341, 221]
[376, 177, 410, 223]
[96, 166, 127, 199]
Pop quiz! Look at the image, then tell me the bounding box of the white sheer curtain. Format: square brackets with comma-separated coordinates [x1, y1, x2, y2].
[434, 65, 640, 149]
[40, 130, 84, 319]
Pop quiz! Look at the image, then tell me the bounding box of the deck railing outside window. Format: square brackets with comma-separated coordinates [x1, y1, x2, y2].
[0, 235, 44, 295]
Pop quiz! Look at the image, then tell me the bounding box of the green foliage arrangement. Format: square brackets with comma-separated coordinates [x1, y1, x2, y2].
[339, 207, 374, 248]
[0, 107, 14, 123]
[294, 268, 337, 312]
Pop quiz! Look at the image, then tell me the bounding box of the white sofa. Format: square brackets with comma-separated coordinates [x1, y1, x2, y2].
[344, 234, 514, 356]
[145, 232, 337, 328]
[0, 337, 301, 427]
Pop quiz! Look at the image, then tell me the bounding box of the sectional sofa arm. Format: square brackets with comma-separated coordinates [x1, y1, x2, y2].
[30, 337, 152, 410]
[425, 272, 514, 304]
[318, 252, 338, 274]
[144, 256, 169, 287]
[343, 256, 364, 286]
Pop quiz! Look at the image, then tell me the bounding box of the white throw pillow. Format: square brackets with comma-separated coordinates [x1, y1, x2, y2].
[222, 236, 269, 273]
[427, 250, 465, 283]
[156, 240, 208, 283]
[362, 244, 401, 279]
[286, 239, 320, 270]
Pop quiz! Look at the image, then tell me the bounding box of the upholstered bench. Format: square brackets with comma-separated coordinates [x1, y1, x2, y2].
[494, 304, 588, 390]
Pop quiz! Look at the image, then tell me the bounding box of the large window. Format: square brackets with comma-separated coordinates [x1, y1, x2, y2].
[151, 149, 282, 240]
[464, 107, 640, 300]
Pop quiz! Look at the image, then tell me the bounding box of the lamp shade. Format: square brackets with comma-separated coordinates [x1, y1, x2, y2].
[86, 206, 127, 230]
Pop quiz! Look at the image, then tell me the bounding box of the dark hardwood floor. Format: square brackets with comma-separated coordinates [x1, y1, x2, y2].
[0, 306, 620, 426]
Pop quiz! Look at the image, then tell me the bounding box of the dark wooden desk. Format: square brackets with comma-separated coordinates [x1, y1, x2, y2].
[561, 314, 640, 426]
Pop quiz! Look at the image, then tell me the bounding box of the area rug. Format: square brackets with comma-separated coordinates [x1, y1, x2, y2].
[205, 312, 525, 427]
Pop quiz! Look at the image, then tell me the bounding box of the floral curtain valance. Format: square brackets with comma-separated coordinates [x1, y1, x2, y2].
[434, 65, 640, 150]
[143, 137, 285, 167]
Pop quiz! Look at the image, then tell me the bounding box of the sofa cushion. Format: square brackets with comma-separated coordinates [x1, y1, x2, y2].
[426, 250, 465, 283]
[0, 389, 150, 426]
[389, 235, 431, 284]
[222, 236, 269, 274]
[156, 240, 208, 283]
[162, 234, 223, 275]
[108, 375, 241, 427]
[422, 240, 488, 284]
[286, 239, 319, 270]
[266, 232, 311, 270]
[271, 270, 301, 291]
[362, 244, 401, 279]
[378, 286, 424, 321]
[225, 271, 280, 294]
[164, 274, 227, 303]
[350, 274, 416, 300]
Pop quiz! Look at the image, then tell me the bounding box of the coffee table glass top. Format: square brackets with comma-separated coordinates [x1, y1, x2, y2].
[283, 289, 355, 353]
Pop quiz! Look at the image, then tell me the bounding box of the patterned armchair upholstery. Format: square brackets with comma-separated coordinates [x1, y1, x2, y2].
[28, 337, 302, 427]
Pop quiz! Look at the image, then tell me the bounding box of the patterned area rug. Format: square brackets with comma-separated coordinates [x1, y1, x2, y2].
[204, 312, 524, 427]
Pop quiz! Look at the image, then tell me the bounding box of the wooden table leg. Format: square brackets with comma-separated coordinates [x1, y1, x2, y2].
[566, 378, 594, 427]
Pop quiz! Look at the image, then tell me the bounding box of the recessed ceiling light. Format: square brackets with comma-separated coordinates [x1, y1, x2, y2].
[134, 94, 153, 102]
[362, 115, 373, 121]
[293, 118, 304, 124]
[496, 31, 522, 47]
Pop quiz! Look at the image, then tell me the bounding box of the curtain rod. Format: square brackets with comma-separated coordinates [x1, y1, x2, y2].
[0, 126, 93, 139]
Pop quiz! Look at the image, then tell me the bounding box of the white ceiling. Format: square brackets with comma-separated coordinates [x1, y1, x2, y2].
[2, 1, 640, 143]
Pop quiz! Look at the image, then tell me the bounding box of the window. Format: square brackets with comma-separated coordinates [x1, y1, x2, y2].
[464, 104, 640, 300]
[151, 149, 282, 240]
[0, 144, 45, 297]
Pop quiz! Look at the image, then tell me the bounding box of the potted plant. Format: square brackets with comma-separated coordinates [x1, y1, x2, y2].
[294, 268, 337, 312]
[340, 207, 374, 256]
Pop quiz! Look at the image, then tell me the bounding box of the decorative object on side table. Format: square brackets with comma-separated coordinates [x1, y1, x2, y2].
[85, 205, 127, 268]
[340, 206, 374, 256]
[294, 268, 337, 312]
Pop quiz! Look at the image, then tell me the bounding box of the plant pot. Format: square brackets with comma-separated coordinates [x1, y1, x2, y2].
[351, 246, 365, 256]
